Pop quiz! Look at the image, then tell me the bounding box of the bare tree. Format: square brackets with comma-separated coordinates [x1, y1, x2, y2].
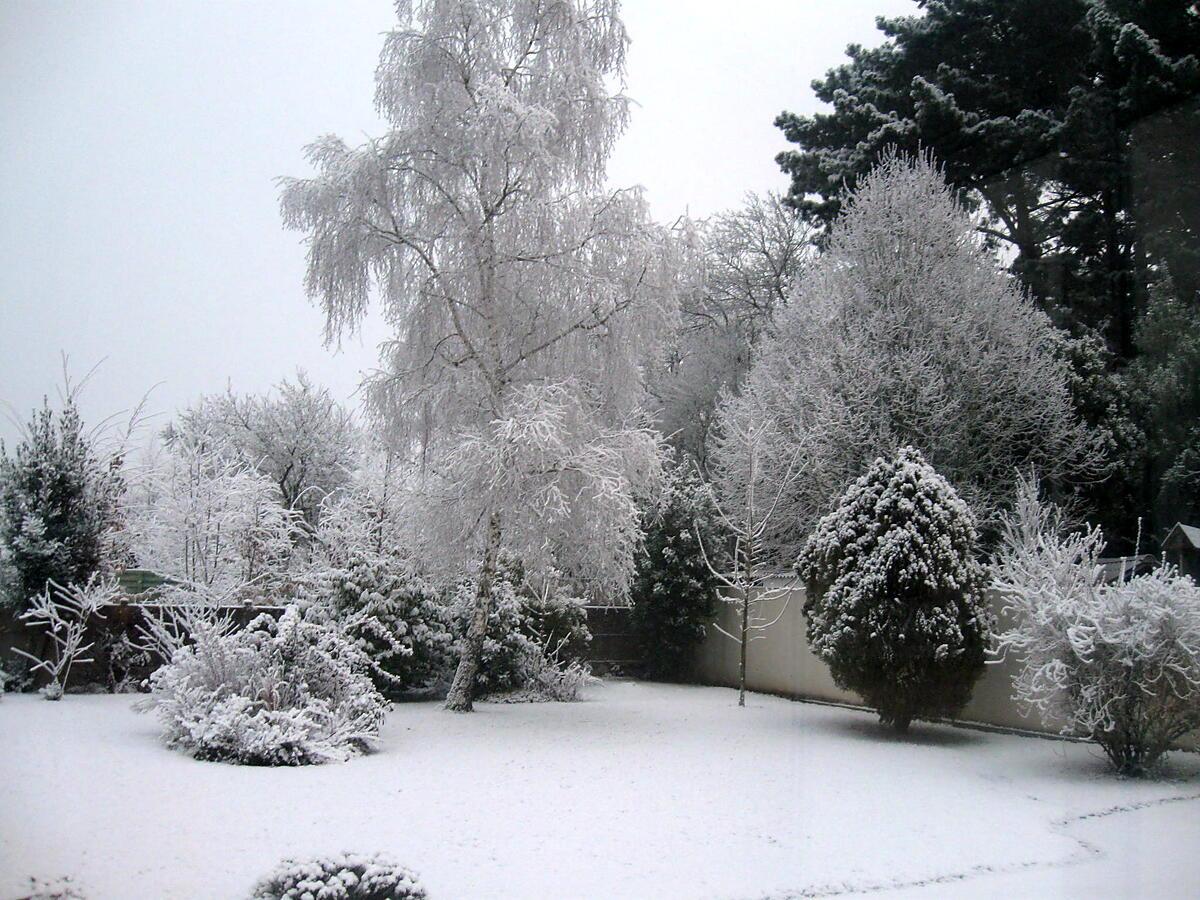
[697, 395, 802, 706]
[652, 193, 813, 464]
[279, 0, 690, 710]
[170, 371, 357, 530]
[13, 576, 116, 700]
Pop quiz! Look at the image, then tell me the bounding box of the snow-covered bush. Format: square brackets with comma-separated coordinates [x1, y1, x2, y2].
[448, 557, 591, 699]
[141, 607, 386, 765]
[993, 480, 1200, 774]
[13, 575, 117, 700]
[799, 447, 990, 731]
[250, 852, 426, 900]
[629, 458, 725, 680]
[508, 651, 593, 703]
[299, 553, 454, 696]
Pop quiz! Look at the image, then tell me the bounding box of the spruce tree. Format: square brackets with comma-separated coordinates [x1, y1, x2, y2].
[0, 397, 124, 611]
[798, 447, 989, 732]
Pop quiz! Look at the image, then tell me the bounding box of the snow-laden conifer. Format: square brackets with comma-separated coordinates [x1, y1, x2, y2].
[799, 447, 990, 731]
[723, 153, 1097, 556]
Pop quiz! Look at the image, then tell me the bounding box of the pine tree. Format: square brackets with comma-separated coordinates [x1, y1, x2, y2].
[0, 398, 124, 611]
[798, 447, 990, 733]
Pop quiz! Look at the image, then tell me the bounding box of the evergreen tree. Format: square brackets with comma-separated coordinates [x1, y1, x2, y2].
[775, 0, 1199, 352]
[798, 447, 989, 733]
[0, 397, 124, 611]
[629, 458, 724, 680]
[722, 153, 1095, 554]
[1129, 279, 1200, 529]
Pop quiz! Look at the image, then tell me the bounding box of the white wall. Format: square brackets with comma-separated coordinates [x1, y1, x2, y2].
[691, 585, 1198, 750]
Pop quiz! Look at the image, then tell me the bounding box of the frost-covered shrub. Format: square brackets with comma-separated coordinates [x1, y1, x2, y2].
[993, 480, 1200, 775]
[799, 447, 990, 732]
[630, 459, 724, 679]
[250, 852, 426, 900]
[142, 607, 386, 765]
[513, 652, 594, 703]
[449, 556, 591, 698]
[299, 553, 454, 695]
[13, 576, 116, 700]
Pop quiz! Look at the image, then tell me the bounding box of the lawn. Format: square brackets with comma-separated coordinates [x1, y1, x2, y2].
[1, 680, 1198, 899]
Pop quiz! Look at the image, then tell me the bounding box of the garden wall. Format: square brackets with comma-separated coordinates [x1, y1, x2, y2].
[690, 581, 1198, 750]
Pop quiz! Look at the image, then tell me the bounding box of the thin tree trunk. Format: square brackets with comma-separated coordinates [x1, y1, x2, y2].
[738, 591, 749, 707]
[444, 512, 502, 712]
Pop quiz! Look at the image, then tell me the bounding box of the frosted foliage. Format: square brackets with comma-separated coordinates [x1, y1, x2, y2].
[280, 0, 687, 588]
[731, 153, 1097, 555]
[312, 450, 420, 567]
[799, 447, 989, 729]
[250, 852, 426, 900]
[650, 193, 812, 461]
[993, 479, 1200, 774]
[141, 607, 386, 766]
[124, 436, 298, 599]
[412, 381, 663, 594]
[172, 372, 357, 528]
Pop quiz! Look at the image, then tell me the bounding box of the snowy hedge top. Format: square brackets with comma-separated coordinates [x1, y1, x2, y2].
[798, 446, 983, 597]
[250, 852, 427, 900]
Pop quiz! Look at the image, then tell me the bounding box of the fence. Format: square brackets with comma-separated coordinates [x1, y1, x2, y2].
[582, 606, 637, 675]
[1, 600, 286, 692]
[690, 581, 1198, 750]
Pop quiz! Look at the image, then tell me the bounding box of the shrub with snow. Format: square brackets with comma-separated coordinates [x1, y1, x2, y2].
[448, 556, 591, 699]
[13, 576, 117, 700]
[993, 480, 1200, 775]
[141, 607, 386, 765]
[250, 852, 426, 900]
[299, 553, 455, 696]
[798, 447, 990, 731]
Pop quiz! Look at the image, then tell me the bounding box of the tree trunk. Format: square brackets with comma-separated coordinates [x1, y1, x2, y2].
[444, 512, 502, 712]
[737, 592, 749, 707]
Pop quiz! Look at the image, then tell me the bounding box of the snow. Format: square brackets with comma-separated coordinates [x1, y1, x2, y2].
[2, 680, 1198, 899]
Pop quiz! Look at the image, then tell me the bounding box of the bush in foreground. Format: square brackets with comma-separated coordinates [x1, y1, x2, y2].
[141, 607, 386, 765]
[799, 447, 990, 732]
[251, 853, 426, 900]
[994, 479, 1200, 775]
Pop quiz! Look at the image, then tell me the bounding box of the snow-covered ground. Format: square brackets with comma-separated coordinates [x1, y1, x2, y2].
[1, 680, 1197, 899]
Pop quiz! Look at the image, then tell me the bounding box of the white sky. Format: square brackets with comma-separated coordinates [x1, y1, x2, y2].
[0, 0, 915, 446]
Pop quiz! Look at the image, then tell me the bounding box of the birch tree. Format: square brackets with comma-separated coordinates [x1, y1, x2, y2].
[280, 0, 688, 710]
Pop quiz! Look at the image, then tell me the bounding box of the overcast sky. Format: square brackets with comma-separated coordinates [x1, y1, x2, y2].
[0, 0, 915, 446]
